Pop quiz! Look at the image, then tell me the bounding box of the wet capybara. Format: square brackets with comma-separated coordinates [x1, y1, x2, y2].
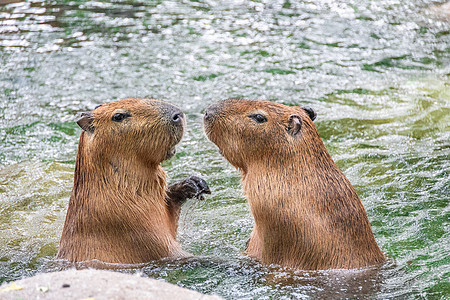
[57, 98, 210, 265]
[203, 99, 385, 270]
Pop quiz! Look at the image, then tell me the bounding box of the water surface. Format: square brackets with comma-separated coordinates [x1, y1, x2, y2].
[0, 0, 449, 298]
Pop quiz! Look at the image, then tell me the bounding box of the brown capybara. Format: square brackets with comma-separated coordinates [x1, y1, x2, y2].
[57, 98, 210, 265]
[203, 99, 385, 270]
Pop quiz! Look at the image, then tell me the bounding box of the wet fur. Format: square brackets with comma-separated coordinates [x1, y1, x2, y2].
[57, 98, 187, 264]
[204, 99, 385, 270]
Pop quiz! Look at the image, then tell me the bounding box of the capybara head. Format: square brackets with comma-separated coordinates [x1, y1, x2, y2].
[203, 99, 318, 171]
[77, 98, 185, 165]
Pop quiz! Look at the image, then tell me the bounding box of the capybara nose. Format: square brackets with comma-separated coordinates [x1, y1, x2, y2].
[166, 105, 184, 125]
[171, 112, 183, 124]
[204, 104, 220, 122]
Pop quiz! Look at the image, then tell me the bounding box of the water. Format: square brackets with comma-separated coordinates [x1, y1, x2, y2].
[0, 0, 449, 298]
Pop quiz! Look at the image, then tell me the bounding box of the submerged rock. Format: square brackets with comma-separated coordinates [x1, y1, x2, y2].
[0, 269, 222, 300]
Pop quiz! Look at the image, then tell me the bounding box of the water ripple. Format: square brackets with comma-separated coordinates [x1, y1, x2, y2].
[0, 0, 449, 298]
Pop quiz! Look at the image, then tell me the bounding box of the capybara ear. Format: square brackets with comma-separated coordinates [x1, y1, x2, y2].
[302, 107, 317, 121]
[77, 111, 94, 133]
[288, 115, 302, 136]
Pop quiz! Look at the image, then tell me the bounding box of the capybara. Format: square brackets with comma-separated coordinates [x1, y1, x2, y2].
[57, 98, 210, 265]
[203, 99, 385, 270]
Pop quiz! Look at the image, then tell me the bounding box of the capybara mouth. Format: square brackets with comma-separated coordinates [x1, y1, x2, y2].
[203, 109, 217, 142]
[165, 147, 176, 160]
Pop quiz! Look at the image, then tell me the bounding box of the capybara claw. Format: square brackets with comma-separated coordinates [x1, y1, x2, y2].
[187, 176, 211, 200]
[189, 176, 211, 200]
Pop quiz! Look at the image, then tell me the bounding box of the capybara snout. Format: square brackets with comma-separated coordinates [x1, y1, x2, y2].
[203, 100, 225, 123]
[156, 101, 185, 126]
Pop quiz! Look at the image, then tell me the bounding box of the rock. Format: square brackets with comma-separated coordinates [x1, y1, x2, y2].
[428, 2, 450, 21]
[0, 269, 222, 300]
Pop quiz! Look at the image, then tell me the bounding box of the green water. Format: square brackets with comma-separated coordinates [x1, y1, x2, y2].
[0, 0, 449, 298]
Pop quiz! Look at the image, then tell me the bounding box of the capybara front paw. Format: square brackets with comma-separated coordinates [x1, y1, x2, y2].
[182, 176, 211, 200]
[167, 176, 211, 203]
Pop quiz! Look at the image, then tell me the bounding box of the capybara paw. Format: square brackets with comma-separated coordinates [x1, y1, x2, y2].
[183, 176, 211, 200]
[167, 176, 211, 203]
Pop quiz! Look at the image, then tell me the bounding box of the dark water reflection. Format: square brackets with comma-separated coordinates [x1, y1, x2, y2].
[0, 0, 449, 299]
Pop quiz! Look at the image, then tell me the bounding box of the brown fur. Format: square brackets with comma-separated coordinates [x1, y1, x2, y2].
[204, 99, 385, 270]
[57, 98, 188, 264]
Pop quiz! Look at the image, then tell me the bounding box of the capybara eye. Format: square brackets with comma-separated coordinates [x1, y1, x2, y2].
[112, 112, 130, 122]
[250, 114, 267, 123]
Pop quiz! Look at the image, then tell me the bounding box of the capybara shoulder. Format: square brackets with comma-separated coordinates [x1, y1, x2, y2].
[204, 99, 385, 270]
